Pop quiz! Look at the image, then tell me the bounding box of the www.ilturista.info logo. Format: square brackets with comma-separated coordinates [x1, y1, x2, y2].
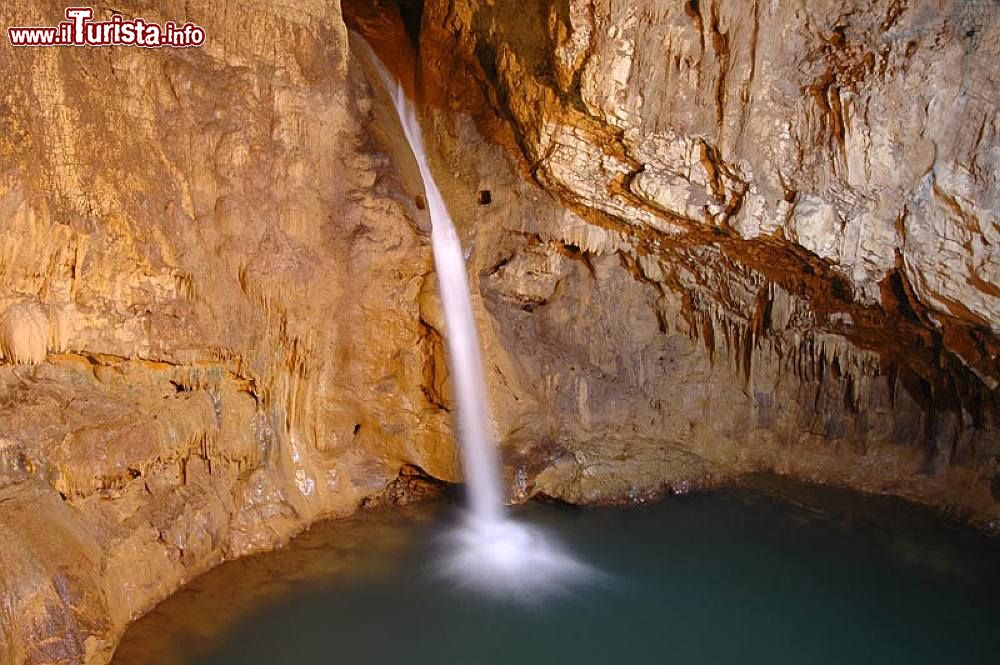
[8, 7, 205, 48]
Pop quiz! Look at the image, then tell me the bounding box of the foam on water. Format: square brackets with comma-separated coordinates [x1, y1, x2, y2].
[435, 513, 596, 601]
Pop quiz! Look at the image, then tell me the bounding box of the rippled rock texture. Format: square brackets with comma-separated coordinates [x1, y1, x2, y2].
[404, 0, 999, 507]
[421, 0, 999, 328]
[0, 1, 456, 662]
[1, 0, 998, 663]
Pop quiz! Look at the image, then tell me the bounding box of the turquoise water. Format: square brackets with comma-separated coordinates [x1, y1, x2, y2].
[113, 481, 1000, 665]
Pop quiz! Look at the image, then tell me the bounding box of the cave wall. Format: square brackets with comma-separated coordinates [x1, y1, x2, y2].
[0, 2, 456, 663]
[420, 0, 999, 335]
[408, 103, 997, 515]
[407, 0, 1000, 507]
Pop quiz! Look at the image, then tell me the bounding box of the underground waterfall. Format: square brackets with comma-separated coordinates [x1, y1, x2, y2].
[370, 49, 592, 598]
[2, 2, 1000, 664]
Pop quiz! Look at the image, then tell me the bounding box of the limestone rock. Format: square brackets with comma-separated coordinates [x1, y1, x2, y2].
[0, 2, 456, 662]
[0, 301, 51, 364]
[420, 0, 999, 339]
[409, 0, 1000, 521]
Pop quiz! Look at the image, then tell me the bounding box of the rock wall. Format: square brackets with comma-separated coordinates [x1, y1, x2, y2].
[0, 2, 457, 663]
[408, 98, 999, 513]
[421, 0, 999, 334]
[0, 0, 998, 663]
[404, 0, 999, 511]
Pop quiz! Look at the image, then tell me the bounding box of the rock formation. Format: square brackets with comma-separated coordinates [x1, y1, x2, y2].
[0, 1, 997, 663]
[0, 1, 456, 661]
[404, 0, 999, 507]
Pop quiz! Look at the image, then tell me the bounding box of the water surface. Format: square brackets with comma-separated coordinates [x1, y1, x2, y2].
[112, 479, 1000, 665]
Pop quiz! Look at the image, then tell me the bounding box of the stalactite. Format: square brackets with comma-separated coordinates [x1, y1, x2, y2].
[0, 301, 50, 365]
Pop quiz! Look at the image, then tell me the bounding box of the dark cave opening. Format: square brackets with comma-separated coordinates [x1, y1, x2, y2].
[342, 0, 425, 52]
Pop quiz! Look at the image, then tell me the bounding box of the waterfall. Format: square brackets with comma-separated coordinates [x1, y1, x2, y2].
[376, 68, 505, 525]
[369, 50, 594, 599]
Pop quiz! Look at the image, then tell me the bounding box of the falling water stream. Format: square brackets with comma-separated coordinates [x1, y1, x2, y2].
[372, 55, 591, 597]
[376, 64, 503, 524]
